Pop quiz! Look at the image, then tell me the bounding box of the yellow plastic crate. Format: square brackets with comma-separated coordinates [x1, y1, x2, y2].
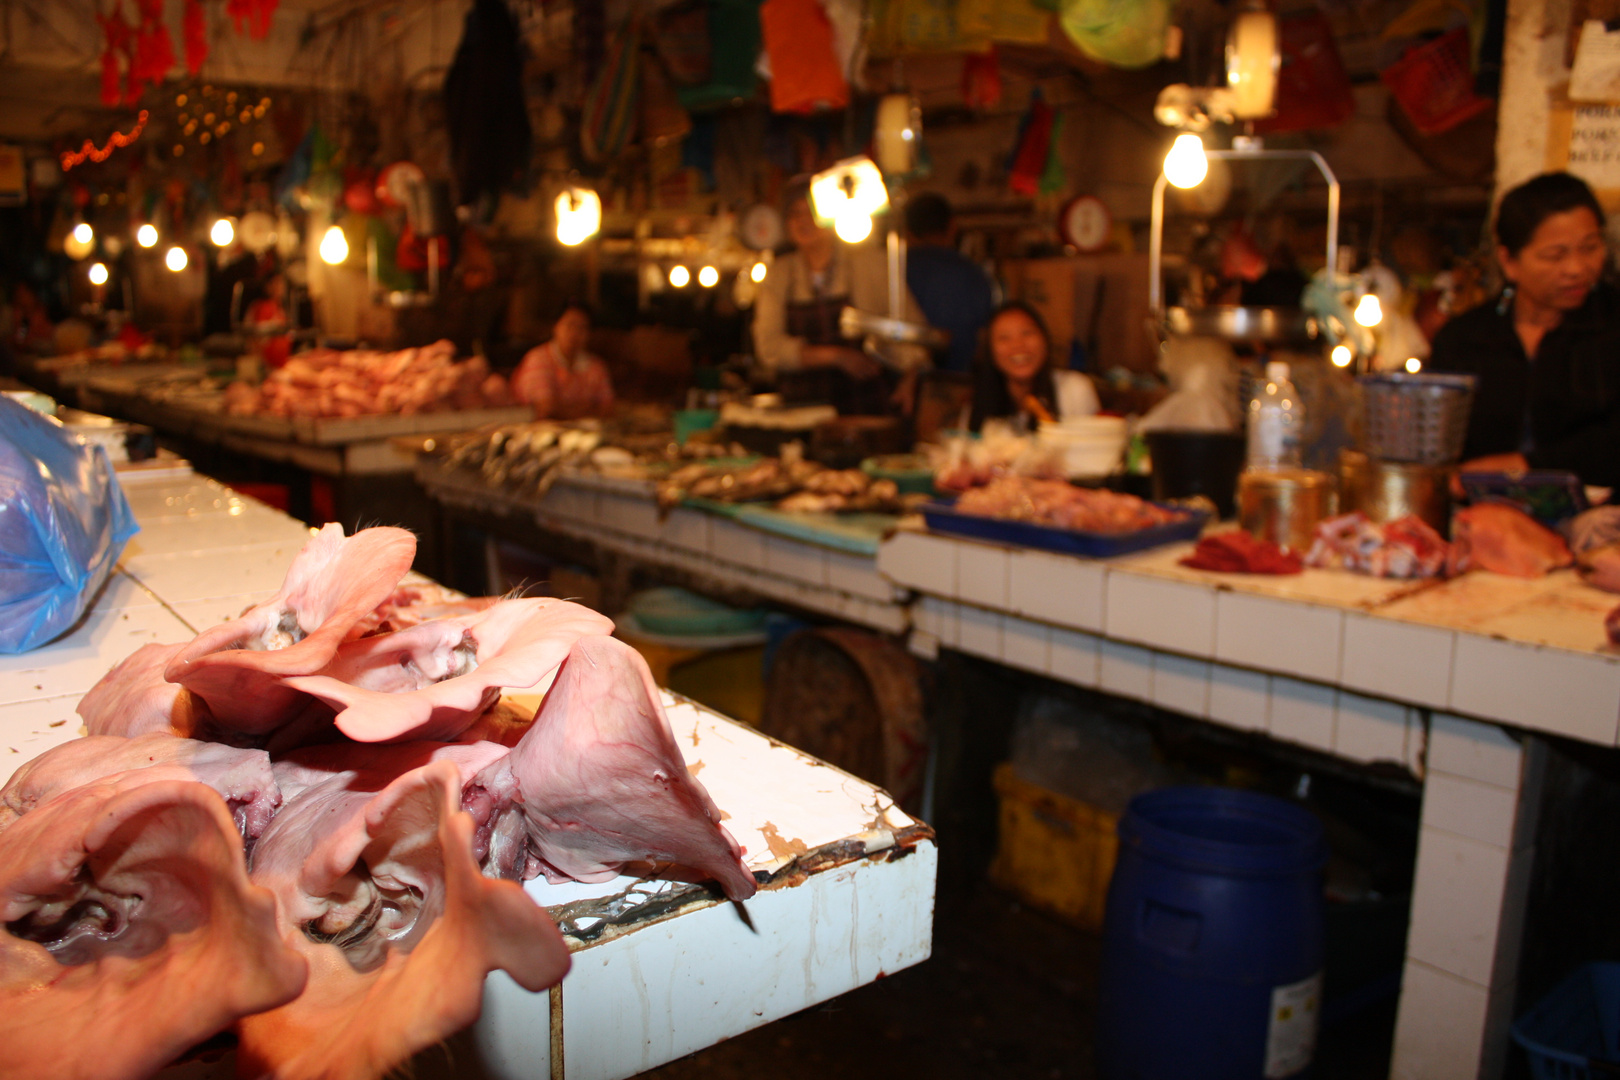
[989, 762, 1120, 930]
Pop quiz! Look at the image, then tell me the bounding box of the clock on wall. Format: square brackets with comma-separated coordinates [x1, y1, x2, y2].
[1060, 195, 1113, 253]
[739, 204, 785, 251]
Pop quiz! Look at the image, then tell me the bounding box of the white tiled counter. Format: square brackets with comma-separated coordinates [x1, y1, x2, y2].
[878, 521, 1619, 1080]
[0, 469, 935, 1080]
[418, 466, 911, 634]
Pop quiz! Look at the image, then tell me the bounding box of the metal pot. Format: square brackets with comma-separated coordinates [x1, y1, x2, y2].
[1238, 468, 1337, 552]
[1338, 449, 1451, 532]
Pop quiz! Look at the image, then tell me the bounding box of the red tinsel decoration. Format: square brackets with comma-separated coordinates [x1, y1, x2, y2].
[61, 111, 150, 171]
[96, 5, 133, 109]
[183, 0, 208, 75]
[226, 0, 279, 40]
[127, 0, 175, 104]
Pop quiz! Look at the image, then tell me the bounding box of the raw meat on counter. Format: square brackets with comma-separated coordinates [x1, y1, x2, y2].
[1447, 502, 1573, 578]
[1305, 513, 1450, 579]
[9, 521, 761, 1079]
[1181, 530, 1303, 574]
[224, 340, 512, 419]
[1579, 544, 1620, 593]
[953, 476, 1187, 534]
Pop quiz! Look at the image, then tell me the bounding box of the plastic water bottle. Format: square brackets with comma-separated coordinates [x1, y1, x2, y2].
[1247, 360, 1302, 470]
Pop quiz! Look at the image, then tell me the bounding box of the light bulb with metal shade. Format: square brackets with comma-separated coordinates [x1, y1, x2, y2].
[833, 205, 873, 244]
[210, 217, 235, 247]
[1354, 293, 1382, 327]
[88, 262, 109, 286]
[136, 223, 158, 248]
[1163, 132, 1209, 189]
[165, 246, 188, 272]
[555, 187, 601, 247]
[319, 224, 349, 265]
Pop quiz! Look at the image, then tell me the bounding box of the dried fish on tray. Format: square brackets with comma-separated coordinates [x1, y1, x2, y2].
[657, 444, 925, 516]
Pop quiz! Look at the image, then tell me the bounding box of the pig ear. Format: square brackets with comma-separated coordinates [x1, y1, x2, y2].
[236, 761, 569, 1080]
[164, 525, 417, 735]
[0, 779, 307, 1080]
[77, 641, 212, 739]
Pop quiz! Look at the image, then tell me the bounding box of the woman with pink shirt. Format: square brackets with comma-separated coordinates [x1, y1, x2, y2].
[511, 301, 615, 420]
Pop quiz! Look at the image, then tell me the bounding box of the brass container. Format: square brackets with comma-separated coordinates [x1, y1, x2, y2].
[1338, 449, 1451, 532]
[1238, 468, 1337, 552]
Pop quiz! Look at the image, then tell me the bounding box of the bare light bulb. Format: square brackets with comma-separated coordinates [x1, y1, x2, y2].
[1354, 293, 1383, 327]
[1405, 357, 1423, 373]
[88, 262, 109, 286]
[1330, 345, 1352, 368]
[669, 265, 690, 288]
[165, 246, 188, 272]
[698, 265, 719, 288]
[833, 205, 873, 243]
[1163, 132, 1208, 189]
[136, 223, 158, 248]
[72, 223, 93, 245]
[319, 224, 349, 265]
[751, 261, 767, 283]
[210, 217, 235, 247]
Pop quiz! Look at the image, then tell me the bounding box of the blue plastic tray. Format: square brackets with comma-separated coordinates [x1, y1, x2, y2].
[1512, 962, 1620, 1080]
[920, 498, 1207, 558]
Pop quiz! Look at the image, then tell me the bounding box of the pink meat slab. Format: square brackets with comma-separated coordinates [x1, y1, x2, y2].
[78, 641, 214, 738]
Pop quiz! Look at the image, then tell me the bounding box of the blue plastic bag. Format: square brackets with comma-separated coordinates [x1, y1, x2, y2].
[0, 396, 138, 653]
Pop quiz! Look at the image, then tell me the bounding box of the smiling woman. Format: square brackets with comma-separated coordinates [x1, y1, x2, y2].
[969, 300, 1100, 432]
[1428, 171, 1620, 487]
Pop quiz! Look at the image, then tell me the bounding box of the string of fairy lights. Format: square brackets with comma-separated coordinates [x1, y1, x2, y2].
[168, 84, 275, 159]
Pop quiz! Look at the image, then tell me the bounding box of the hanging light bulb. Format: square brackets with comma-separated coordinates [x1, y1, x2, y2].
[1405, 357, 1422, 373]
[210, 217, 235, 247]
[1330, 345, 1352, 368]
[165, 245, 188, 272]
[1354, 293, 1383, 327]
[555, 187, 601, 246]
[669, 265, 690, 288]
[751, 261, 767, 283]
[88, 262, 109, 286]
[698, 265, 719, 288]
[72, 222, 93, 245]
[833, 204, 873, 244]
[64, 222, 95, 260]
[319, 224, 349, 265]
[1163, 132, 1209, 189]
[136, 223, 158, 248]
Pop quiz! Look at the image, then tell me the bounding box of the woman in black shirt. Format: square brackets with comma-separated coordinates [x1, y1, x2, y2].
[1429, 172, 1620, 488]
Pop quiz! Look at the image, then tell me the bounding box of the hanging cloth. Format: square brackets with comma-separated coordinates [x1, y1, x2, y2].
[760, 0, 849, 114]
[1007, 90, 1055, 196]
[581, 20, 642, 163]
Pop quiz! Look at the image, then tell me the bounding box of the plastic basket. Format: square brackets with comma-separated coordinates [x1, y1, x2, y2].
[1359, 372, 1477, 465]
[1380, 27, 1495, 136]
[1512, 962, 1620, 1080]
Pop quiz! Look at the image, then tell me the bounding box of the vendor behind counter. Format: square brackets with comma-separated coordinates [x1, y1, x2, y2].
[1429, 171, 1620, 488]
[970, 301, 1100, 431]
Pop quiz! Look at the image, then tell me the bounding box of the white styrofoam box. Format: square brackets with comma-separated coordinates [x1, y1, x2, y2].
[658, 507, 711, 554]
[1206, 663, 1269, 733]
[1333, 691, 1411, 768]
[1268, 677, 1337, 752]
[1427, 713, 1525, 790]
[1449, 634, 1620, 744]
[956, 604, 1004, 661]
[595, 492, 662, 540]
[1340, 612, 1455, 710]
[120, 541, 307, 604]
[709, 519, 768, 572]
[1390, 960, 1492, 1080]
[1007, 548, 1106, 632]
[1151, 653, 1210, 719]
[1000, 616, 1052, 676]
[1215, 592, 1344, 684]
[876, 529, 956, 595]
[1105, 572, 1217, 658]
[1048, 626, 1101, 688]
[0, 604, 195, 704]
[1099, 639, 1154, 703]
[1405, 826, 1511, 987]
[1421, 772, 1521, 849]
[824, 549, 899, 602]
[0, 695, 86, 786]
[762, 535, 827, 587]
[956, 545, 1010, 610]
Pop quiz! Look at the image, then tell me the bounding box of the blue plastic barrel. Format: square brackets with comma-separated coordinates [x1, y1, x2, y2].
[1097, 786, 1328, 1080]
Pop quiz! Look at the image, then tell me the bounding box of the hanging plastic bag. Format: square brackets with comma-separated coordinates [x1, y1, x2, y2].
[760, 0, 849, 113]
[1059, 0, 1171, 69]
[0, 397, 138, 654]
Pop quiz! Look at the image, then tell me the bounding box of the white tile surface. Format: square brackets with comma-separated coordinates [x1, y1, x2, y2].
[659, 507, 711, 554]
[824, 550, 898, 602]
[1268, 677, 1337, 752]
[1449, 635, 1620, 744]
[763, 536, 827, 587]
[1427, 714, 1525, 789]
[1405, 826, 1511, 986]
[1151, 653, 1210, 719]
[1207, 663, 1270, 733]
[1098, 639, 1154, 703]
[90, 570, 164, 612]
[1390, 960, 1491, 1080]
[956, 605, 1004, 661]
[1106, 573, 1217, 658]
[1421, 772, 1520, 848]
[1216, 592, 1344, 683]
[1000, 616, 1051, 675]
[1333, 692, 1411, 768]
[0, 695, 85, 786]
[876, 529, 956, 595]
[1340, 612, 1455, 710]
[1007, 549, 1106, 632]
[710, 519, 768, 572]
[167, 597, 259, 635]
[120, 541, 304, 604]
[1048, 627, 1101, 688]
[0, 604, 195, 704]
[596, 492, 662, 539]
[956, 545, 1010, 609]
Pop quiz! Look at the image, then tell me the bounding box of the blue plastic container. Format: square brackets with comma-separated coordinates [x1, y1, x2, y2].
[1097, 786, 1328, 1080]
[1512, 962, 1620, 1080]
